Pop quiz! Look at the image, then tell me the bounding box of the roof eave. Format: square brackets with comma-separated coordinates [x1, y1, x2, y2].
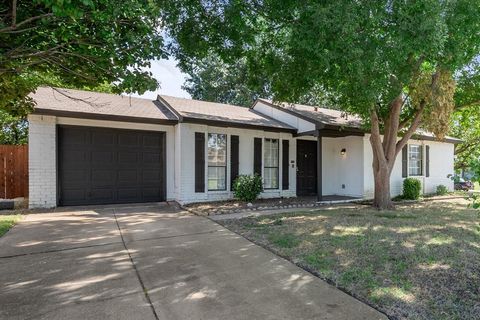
[32, 109, 178, 125]
[181, 116, 297, 134]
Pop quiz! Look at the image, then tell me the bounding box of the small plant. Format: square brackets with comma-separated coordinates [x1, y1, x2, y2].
[469, 194, 480, 210]
[402, 178, 422, 200]
[467, 194, 480, 231]
[436, 184, 448, 196]
[233, 174, 263, 202]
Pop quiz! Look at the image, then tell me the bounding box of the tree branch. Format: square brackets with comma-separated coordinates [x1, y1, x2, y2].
[370, 109, 387, 166]
[0, 12, 53, 33]
[395, 100, 426, 155]
[11, 0, 17, 28]
[383, 94, 403, 161]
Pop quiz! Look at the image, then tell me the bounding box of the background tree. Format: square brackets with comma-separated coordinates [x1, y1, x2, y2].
[451, 107, 480, 173]
[0, 74, 113, 145]
[165, 0, 480, 209]
[1, 0, 166, 115]
[181, 54, 334, 108]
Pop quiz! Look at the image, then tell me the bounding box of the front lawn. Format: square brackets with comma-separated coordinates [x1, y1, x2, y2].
[219, 200, 479, 320]
[0, 215, 21, 237]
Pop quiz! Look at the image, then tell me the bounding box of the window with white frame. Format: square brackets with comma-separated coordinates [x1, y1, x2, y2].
[207, 133, 227, 190]
[264, 138, 279, 189]
[408, 144, 423, 176]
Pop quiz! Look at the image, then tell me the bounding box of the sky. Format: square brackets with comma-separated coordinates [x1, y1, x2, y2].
[130, 58, 191, 99]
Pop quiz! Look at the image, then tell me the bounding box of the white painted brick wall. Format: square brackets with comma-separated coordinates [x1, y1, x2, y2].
[28, 115, 57, 208]
[177, 123, 296, 204]
[363, 135, 455, 198]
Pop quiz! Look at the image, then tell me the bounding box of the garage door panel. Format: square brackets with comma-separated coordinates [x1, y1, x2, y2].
[59, 126, 165, 206]
[61, 169, 88, 186]
[91, 170, 116, 187]
[118, 133, 139, 146]
[118, 151, 138, 164]
[142, 134, 162, 147]
[61, 128, 89, 145]
[117, 170, 139, 184]
[62, 150, 88, 163]
[117, 188, 140, 200]
[91, 131, 115, 145]
[62, 189, 87, 202]
[143, 151, 161, 164]
[142, 170, 161, 183]
[90, 188, 114, 201]
[142, 187, 161, 199]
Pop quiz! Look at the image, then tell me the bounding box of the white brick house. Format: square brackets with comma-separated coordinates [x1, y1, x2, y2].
[28, 87, 459, 208]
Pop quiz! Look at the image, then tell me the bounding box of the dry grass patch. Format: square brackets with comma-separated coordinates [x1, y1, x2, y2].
[219, 200, 480, 320]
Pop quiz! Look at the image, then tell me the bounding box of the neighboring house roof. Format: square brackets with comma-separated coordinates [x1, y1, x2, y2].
[158, 95, 296, 133]
[254, 99, 461, 144]
[30, 87, 178, 124]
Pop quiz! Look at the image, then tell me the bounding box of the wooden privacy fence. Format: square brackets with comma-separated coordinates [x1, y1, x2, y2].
[0, 145, 28, 199]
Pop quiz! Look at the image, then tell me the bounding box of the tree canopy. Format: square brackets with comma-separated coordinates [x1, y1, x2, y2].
[165, 0, 480, 208]
[1, 0, 166, 114]
[181, 54, 331, 107]
[451, 106, 480, 172]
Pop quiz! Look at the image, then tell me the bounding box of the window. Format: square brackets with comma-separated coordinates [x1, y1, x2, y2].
[207, 133, 227, 190]
[408, 144, 423, 176]
[264, 138, 279, 189]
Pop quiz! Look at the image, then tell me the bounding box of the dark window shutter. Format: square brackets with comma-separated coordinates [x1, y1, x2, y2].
[282, 140, 289, 190]
[195, 132, 205, 193]
[402, 145, 408, 178]
[253, 138, 262, 176]
[231, 135, 239, 189]
[425, 145, 430, 177]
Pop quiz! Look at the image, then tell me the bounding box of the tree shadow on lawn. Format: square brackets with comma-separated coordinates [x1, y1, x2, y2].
[220, 202, 480, 320]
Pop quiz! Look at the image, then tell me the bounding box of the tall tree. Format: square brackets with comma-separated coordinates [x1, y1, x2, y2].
[165, 0, 480, 209]
[181, 55, 270, 107]
[181, 54, 334, 107]
[451, 107, 480, 172]
[1, 0, 166, 114]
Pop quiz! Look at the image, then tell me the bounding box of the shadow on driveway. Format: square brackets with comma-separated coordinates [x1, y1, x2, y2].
[0, 204, 387, 320]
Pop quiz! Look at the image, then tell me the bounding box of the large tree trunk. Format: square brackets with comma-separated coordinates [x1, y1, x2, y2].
[370, 129, 395, 210]
[369, 95, 426, 210]
[373, 163, 393, 209]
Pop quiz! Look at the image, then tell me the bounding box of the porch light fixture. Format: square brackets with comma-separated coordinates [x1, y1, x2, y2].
[340, 148, 346, 156]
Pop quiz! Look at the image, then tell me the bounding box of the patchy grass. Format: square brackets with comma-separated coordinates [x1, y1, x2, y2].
[219, 200, 480, 320]
[0, 215, 21, 237]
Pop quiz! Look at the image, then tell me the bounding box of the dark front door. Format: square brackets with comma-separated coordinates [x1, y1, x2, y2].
[296, 140, 317, 196]
[58, 125, 166, 206]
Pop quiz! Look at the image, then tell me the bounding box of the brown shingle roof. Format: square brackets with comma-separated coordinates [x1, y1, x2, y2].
[30, 87, 178, 123]
[257, 99, 363, 129]
[158, 95, 296, 132]
[257, 99, 462, 143]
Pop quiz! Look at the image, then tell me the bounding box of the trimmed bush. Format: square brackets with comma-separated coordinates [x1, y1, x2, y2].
[403, 178, 422, 200]
[436, 184, 448, 196]
[233, 174, 263, 202]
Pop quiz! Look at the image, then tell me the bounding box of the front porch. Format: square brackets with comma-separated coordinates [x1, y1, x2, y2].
[295, 127, 366, 201]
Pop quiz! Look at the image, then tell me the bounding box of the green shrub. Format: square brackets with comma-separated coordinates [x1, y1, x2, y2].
[436, 184, 448, 196]
[402, 178, 422, 200]
[233, 174, 263, 202]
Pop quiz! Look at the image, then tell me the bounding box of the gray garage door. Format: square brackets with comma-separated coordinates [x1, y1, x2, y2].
[58, 125, 166, 206]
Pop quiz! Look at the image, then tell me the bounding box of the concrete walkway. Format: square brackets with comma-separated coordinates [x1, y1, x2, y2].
[0, 204, 386, 320]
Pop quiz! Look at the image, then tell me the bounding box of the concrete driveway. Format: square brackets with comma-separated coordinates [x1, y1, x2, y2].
[0, 204, 386, 320]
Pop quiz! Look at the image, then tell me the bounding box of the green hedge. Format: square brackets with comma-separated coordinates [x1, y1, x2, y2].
[403, 178, 422, 200]
[233, 174, 263, 202]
